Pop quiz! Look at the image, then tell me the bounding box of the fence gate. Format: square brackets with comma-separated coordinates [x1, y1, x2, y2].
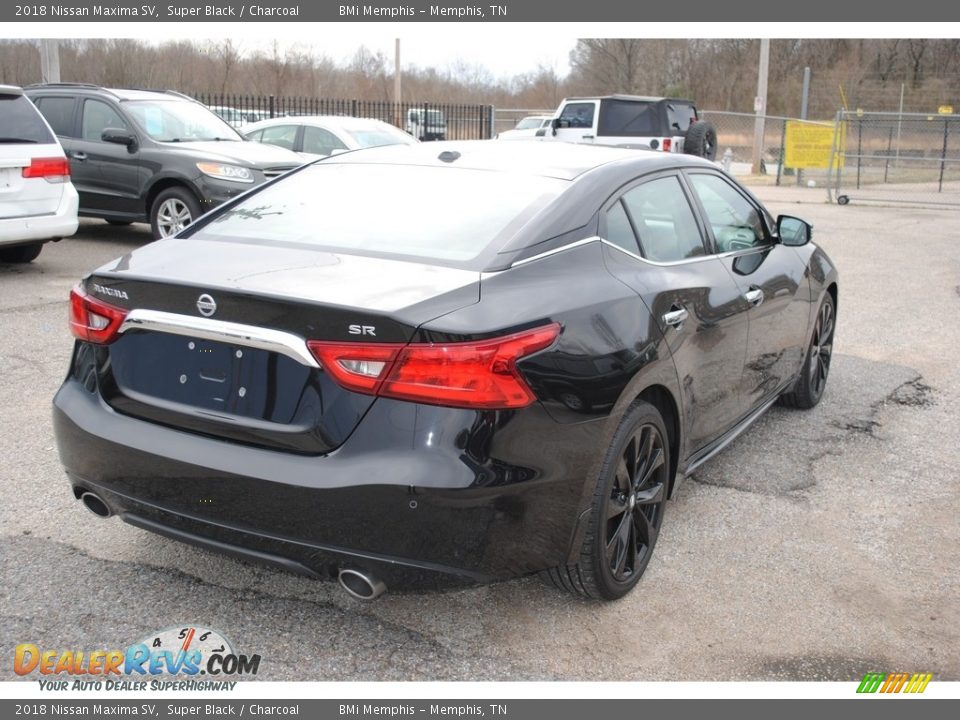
[830, 110, 960, 209]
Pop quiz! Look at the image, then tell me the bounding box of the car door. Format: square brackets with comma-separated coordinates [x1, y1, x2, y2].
[600, 172, 751, 455]
[552, 100, 599, 144]
[685, 171, 811, 414]
[73, 98, 141, 215]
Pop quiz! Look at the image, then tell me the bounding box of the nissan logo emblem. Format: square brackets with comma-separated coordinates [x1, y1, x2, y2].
[196, 294, 217, 317]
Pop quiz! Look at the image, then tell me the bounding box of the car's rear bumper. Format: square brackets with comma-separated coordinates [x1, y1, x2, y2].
[53, 374, 601, 589]
[0, 182, 78, 246]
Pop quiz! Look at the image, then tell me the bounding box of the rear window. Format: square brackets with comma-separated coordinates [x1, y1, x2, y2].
[598, 100, 658, 137]
[191, 163, 567, 267]
[0, 94, 55, 144]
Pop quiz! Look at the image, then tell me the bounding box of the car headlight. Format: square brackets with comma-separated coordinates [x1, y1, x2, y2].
[196, 162, 255, 183]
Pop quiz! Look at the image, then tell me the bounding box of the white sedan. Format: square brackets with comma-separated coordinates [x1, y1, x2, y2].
[242, 116, 418, 161]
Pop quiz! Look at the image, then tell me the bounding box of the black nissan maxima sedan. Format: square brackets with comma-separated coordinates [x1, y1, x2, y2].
[54, 141, 837, 601]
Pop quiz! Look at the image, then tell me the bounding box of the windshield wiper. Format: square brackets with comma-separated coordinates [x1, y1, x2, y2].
[0, 138, 40, 143]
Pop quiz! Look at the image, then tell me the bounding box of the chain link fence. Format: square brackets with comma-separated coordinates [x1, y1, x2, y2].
[701, 111, 836, 185]
[829, 110, 960, 208]
[194, 93, 496, 141]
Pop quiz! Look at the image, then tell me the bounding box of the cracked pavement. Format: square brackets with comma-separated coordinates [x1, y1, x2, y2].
[1, 188, 958, 682]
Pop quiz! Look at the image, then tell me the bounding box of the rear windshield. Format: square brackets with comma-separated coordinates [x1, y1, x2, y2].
[0, 94, 55, 144]
[191, 163, 566, 267]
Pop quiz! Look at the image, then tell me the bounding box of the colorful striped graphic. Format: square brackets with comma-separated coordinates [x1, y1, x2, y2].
[857, 672, 932, 694]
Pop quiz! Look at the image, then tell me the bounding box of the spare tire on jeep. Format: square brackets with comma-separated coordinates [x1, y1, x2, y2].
[684, 122, 718, 161]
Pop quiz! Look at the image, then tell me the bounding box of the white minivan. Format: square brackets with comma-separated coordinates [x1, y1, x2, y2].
[0, 85, 78, 263]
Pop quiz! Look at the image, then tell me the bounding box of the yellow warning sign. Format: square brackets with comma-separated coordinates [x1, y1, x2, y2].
[939, 105, 954, 115]
[784, 121, 844, 169]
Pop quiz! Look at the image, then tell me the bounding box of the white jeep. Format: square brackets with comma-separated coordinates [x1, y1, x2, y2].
[539, 95, 717, 160]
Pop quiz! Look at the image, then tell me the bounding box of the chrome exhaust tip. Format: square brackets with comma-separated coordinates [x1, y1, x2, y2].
[79, 491, 112, 518]
[338, 568, 386, 601]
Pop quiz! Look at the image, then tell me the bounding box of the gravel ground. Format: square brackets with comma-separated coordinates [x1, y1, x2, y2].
[1, 189, 958, 682]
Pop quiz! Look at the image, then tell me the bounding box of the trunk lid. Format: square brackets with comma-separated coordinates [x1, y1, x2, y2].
[86, 238, 480, 454]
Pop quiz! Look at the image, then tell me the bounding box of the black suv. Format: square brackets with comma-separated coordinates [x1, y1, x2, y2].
[25, 84, 304, 239]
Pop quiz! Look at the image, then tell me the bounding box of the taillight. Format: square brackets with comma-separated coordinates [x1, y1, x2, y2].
[662, 138, 672, 152]
[308, 323, 561, 410]
[22, 157, 70, 183]
[69, 285, 128, 344]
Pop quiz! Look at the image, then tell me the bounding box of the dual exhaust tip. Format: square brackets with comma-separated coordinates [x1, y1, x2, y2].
[77, 489, 387, 600]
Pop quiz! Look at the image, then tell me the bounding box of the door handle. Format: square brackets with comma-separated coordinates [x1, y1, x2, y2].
[662, 307, 689, 328]
[582, 134, 595, 140]
[744, 288, 764, 306]
[70, 151, 87, 161]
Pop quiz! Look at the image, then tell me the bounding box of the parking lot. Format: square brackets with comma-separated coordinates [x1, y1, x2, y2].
[1, 187, 958, 681]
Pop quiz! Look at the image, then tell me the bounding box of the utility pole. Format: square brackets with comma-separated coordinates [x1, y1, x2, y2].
[797, 66, 811, 186]
[39, 39, 61, 83]
[394, 39, 402, 127]
[751, 38, 770, 175]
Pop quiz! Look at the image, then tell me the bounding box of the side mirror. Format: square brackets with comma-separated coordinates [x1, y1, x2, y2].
[776, 215, 812, 246]
[551, 117, 560, 136]
[101, 127, 137, 151]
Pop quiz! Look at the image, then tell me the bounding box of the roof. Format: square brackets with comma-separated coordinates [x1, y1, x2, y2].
[563, 94, 695, 104]
[244, 115, 399, 132]
[327, 139, 714, 181]
[23, 83, 194, 102]
[0, 85, 24, 96]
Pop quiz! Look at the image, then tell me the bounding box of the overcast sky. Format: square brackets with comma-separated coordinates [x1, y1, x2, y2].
[13, 22, 944, 81]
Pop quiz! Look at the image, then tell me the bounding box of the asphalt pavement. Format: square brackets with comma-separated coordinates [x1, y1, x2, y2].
[1, 188, 957, 681]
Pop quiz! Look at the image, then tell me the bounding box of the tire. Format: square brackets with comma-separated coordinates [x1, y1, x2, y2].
[0, 243, 42, 263]
[837, 195, 850, 206]
[106, 220, 133, 226]
[684, 121, 718, 161]
[780, 294, 836, 409]
[544, 400, 670, 600]
[150, 186, 201, 240]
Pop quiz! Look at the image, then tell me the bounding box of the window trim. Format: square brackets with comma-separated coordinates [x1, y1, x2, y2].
[598, 169, 712, 266]
[301, 124, 349, 156]
[257, 123, 301, 153]
[80, 97, 131, 144]
[33, 95, 79, 139]
[681, 169, 776, 255]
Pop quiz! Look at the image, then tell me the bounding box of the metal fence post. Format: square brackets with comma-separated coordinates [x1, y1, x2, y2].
[939, 118, 949, 193]
[856, 117, 862, 190]
[776, 120, 785, 186]
[268, 95, 275, 119]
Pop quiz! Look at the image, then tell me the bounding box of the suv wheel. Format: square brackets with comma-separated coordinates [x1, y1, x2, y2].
[0, 243, 43, 264]
[684, 122, 718, 161]
[150, 187, 201, 240]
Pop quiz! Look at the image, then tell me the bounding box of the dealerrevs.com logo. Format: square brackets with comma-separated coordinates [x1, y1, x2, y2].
[15, 626, 261, 691]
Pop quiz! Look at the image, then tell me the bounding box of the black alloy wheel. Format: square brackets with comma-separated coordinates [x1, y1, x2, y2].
[781, 294, 836, 409]
[602, 421, 668, 585]
[544, 401, 670, 600]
